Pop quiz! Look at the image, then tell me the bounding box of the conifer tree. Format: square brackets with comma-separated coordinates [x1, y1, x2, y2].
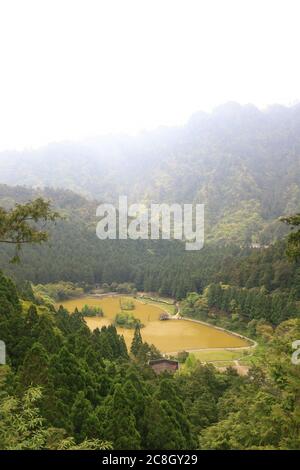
[20, 342, 50, 388]
[106, 384, 141, 450]
[130, 324, 143, 356]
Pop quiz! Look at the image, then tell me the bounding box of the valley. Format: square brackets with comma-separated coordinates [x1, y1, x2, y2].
[59, 295, 250, 353]
[1, 0, 300, 454]
[0, 103, 300, 451]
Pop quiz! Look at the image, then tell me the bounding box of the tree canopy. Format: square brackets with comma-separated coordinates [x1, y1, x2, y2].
[281, 213, 300, 261]
[0, 197, 60, 262]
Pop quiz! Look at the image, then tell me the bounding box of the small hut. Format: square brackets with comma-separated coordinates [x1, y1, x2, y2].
[159, 312, 170, 321]
[149, 358, 179, 374]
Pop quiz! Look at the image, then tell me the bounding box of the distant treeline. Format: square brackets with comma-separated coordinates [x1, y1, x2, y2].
[181, 283, 300, 331]
[0, 184, 299, 302]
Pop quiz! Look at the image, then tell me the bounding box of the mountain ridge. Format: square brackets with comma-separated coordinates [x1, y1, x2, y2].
[1, 102, 300, 243]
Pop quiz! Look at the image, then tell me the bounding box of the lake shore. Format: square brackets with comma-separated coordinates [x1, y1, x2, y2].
[59, 294, 254, 353]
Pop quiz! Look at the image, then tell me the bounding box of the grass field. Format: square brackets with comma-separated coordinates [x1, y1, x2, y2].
[137, 296, 176, 314]
[190, 349, 248, 363]
[237, 344, 265, 366]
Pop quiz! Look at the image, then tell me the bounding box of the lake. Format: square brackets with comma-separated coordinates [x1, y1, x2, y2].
[59, 295, 249, 353]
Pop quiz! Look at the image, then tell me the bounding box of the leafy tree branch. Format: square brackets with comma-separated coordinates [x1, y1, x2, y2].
[0, 198, 61, 262]
[280, 214, 300, 261]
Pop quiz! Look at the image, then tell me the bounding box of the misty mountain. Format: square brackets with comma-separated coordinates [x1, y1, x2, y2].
[1, 184, 297, 301]
[1, 102, 300, 243]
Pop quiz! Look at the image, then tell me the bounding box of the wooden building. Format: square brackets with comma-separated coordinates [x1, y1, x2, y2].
[159, 313, 170, 320]
[149, 358, 179, 374]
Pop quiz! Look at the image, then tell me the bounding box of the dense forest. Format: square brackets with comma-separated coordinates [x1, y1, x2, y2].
[1, 105, 300, 451]
[0, 184, 299, 301]
[2, 0, 300, 454]
[1, 269, 300, 450]
[0, 189, 300, 450]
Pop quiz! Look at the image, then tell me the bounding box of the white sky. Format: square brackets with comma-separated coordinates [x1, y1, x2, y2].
[0, 0, 299, 150]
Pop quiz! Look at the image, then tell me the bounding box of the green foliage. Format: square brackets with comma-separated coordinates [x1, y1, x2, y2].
[130, 325, 143, 356]
[182, 283, 299, 327]
[1, 267, 300, 450]
[80, 304, 103, 317]
[57, 437, 112, 450]
[0, 197, 60, 262]
[119, 298, 135, 310]
[0, 387, 53, 450]
[0, 165, 299, 450]
[114, 283, 137, 295]
[281, 213, 300, 261]
[0, 386, 111, 450]
[1, 103, 300, 247]
[18, 280, 35, 301]
[1, 234, 295, 451]
[104, 384, 141, 450]
[199, 319, 300, 449]
[33, 282, 84, 302]
[115, 311, 142, 329]
[0, 185, 299, 304]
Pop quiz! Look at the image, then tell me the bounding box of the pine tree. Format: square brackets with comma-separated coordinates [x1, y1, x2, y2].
[143, 397, 186, 449]
[106, 384, 141, 449]
[71, 391, 99, 443]
[20, 342, 50, 388]
[130, 324, 143, 356]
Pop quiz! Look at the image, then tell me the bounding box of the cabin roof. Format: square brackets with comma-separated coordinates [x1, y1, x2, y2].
[149, 359, 179, 366]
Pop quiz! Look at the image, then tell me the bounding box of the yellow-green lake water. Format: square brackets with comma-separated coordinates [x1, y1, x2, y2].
[59, 296, 249, 353]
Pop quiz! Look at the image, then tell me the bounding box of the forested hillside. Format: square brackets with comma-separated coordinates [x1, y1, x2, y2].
[0, 184, 299, 302]
[1, 269, 300, 450]
[1, 0, 300, 454]
[1, 103, 300, 243]
[1, 104, 300, 452]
